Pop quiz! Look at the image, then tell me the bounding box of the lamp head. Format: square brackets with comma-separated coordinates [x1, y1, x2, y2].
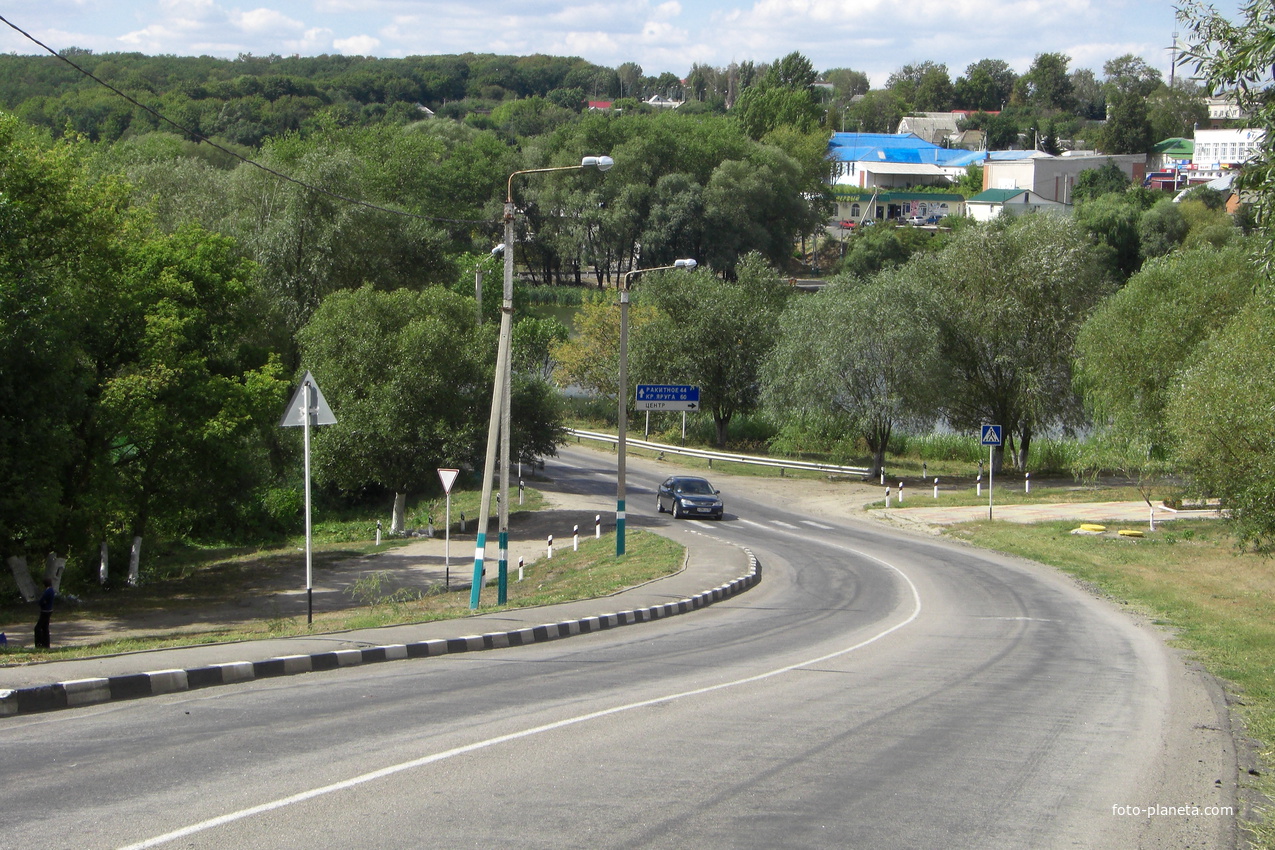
[492, 243, 506, 255]
[582, 155, 615, 172]
[674, 258, 697, 269]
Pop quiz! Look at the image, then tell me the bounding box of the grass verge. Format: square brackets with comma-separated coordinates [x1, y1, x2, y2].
[0, 529, 683, 664]
[949, 518, 1275, 846]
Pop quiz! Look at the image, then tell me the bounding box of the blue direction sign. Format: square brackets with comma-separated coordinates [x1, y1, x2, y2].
[980, 424, 1003, 446]
[636, 384, 700, 411]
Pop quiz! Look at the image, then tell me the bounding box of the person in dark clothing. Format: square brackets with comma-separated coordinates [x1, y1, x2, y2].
[34, 578, 54, 649]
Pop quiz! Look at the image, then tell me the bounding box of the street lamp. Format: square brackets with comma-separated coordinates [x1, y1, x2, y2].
[616, 259, 697, 556]
[471, 155, 614, 610]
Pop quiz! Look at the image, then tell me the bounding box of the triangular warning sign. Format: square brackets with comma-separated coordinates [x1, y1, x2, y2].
[280, 371, 338, 427]
[438, 468, 460, 495]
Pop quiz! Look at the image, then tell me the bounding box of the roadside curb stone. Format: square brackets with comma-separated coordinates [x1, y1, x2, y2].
[0, 547, 759, 718]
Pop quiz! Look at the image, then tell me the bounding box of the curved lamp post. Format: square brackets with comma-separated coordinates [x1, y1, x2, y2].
[616, 259, 697, 556]
[471, 155, 614, 610]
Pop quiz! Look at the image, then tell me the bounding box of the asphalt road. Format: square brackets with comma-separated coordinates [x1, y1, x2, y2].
[0, 446, 1239, 849]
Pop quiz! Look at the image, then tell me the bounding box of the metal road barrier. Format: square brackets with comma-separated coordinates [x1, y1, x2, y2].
[568, 429, 871, 478]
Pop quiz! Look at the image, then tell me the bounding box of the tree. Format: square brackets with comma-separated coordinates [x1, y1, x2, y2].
[1138, 199, 1190, 258]
[1069, 68, 1106, 120]
[1147, 82, 1208, 141]
[1022, 53, 1074, 111]
[551, 298, 658, 401]
[1074, 242, 1258, 451]
[1100, 88, 1154, 154]
[1103, 54, 1164, 98]
[1167, 296, 1275, 549]
[824, 68, 870, 98]
[762, 273, 945, 476]
[954, 59, 1016, 112]
[99, 225, 288, 544]
[296, 286, 492, 532]
[1072, 160, 1134, 201]
[887, 62, 953, 111]
[1180, 0, 1275, 268]
[631, 255, 789, 446]
[912, 215, 1115, 471]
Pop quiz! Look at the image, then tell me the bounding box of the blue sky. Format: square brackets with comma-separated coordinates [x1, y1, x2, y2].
[0, 0, 1222, 87]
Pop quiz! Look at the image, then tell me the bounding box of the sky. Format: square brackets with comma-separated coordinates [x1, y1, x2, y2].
[0, 0, 1229, 87]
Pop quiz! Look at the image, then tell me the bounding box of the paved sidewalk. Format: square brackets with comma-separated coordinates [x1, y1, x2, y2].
[879, 500, 1222, 528]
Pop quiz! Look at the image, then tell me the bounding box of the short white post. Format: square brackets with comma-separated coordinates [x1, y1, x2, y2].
[1150, 506, 1156, 531]
[518, 556, 525, 581]
[519, 478, 524, 505]
[573, 525, 579, 551]
[376, 520, 382, 547]
[99, 542, 109, 586]
[595, 514, 601, 539]
[880, 468, 885, 485]
[885, 486, 891, 508]
[898, 481, 904, 504]
[1025, 471, 1031, 494]
[128, 536, 142, 586]
[976, 474, 982, 497]
[922, 462, 928, 480]
[547, 534, 554, 559]
[933, 478, 939, 499]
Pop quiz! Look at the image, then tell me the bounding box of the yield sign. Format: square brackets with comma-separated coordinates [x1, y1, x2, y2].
[438, 468, 460, 495]
[279, 371, 337, 427]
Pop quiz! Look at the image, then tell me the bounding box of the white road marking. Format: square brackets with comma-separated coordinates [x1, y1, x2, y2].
[118, 547, 922, 850]
[801, 520, 834, 530]
[738, 519, 768, 529]
[771, 520, 799, 529]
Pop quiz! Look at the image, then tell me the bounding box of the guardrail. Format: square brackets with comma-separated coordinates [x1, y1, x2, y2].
[568, 429, 871, 478]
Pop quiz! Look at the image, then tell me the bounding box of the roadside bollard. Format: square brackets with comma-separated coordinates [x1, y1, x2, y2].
[547, 534, 554, 559]
[933, 478, 939, 499]
[1025, 471, 1031, 494]
[376, 519, 382, 546]
[573, 524, 579, 551]
[885, 486, 891, 508]
[898, 481, 904, 504]
[976, 475, 982, 497]
[518, 556, 524, 581]
[460, 512, 466, 534]
[519, 478, 524, 505]
[880, 468, 885, 485]
[922, 462, 928, 480]
[595, 514, 601, 539]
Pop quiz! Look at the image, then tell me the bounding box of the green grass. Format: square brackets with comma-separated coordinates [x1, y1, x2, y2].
[0, 528, 682, 663]
[949, 518, 1275, 847]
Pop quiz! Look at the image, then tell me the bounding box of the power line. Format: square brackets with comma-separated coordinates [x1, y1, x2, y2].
[0, 13, 497, 228]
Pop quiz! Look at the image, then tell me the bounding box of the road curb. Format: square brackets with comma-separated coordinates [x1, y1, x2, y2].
[1, 549, 759, 718]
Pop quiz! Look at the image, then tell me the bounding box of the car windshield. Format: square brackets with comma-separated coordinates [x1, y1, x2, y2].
[676, 479, 715, 495]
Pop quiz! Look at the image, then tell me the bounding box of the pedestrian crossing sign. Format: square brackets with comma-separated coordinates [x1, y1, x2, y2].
[980, 424, 1003, 446]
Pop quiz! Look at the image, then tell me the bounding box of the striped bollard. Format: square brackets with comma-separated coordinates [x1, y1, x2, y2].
[976, 474, 982, 497]
[933, 477, 939, 499]
[573, 525, 579, 551]
[885, 486, 891, 508]
[518, 556, 524, 581]
[547, 534, 553, 559]
[898, 481, 904, 504]
[595, 514, 601, 539]
[1025, 471, 1031, 494]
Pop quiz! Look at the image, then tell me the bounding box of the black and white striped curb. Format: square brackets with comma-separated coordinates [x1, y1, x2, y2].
[1, 549, 759, 717]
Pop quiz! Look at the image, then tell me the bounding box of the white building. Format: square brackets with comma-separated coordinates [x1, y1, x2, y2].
[1190, 128, 1264, 180]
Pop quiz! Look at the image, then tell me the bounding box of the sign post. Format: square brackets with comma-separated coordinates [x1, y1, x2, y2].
[280, 371, 337, 625]
[635, 384, 700, 412]
[438, 468, 460, 590]
[980, 425, 1003, 520]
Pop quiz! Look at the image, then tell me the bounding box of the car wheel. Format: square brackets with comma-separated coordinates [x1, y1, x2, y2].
[671, 501, 681, 519]
[656, 496, 664, 513]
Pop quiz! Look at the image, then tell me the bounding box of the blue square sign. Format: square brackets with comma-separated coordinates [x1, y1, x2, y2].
[980, 424, 1003, 446]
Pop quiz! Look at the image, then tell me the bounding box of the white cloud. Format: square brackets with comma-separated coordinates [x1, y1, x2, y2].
[334, 34, 381, 54]
[232, 8, 306, 35]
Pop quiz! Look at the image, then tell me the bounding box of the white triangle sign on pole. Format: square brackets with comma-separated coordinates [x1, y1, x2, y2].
[280, 371, 337, 427]
[438, 468, 460, 495]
